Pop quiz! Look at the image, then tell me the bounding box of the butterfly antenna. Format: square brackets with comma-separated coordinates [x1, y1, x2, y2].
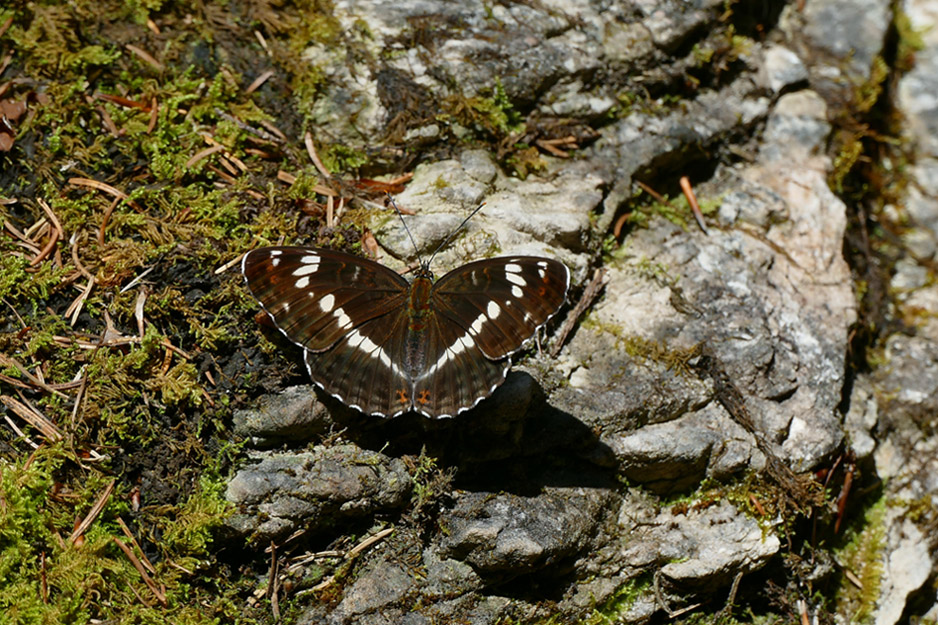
[427, 202, 486, 267]
[387, 193, 424, 266]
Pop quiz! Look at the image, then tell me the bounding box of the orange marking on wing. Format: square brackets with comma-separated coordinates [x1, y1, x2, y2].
[396, 388, 409, 405]
[417, 390, 431, 405]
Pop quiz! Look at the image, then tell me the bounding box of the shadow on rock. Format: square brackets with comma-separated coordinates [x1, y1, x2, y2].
[323, 370, 618, 493]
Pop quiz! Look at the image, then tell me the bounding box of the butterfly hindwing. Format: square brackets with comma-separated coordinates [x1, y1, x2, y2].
[304, 313, 414, 417]
[431, 256, 570, 360]
[411, 310, 510, 418]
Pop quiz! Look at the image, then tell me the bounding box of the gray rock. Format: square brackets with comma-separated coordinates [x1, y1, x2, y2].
[232, 384, 332, 447]
[844, 375, 878, 461]
[223, 1, 938, 622]
[875, 518, 932, 625]
[798, 0, 892, 77]
[593, 74, 770, 233]
[891, 257, 929, 292]
[609, 404, 754, 493]
[439, 486, 611, 580]
[875, 330, 938, 430]
[335, 561, 415, 619]
[655, 501, 780, 590]
[906, 159, 938, 242]
[225, 445, 411, 542]
[634, 0, 724, 51]
[898, 0, 938, 158]
[378, 149, 601, 276]
[760, 44, 809, 94]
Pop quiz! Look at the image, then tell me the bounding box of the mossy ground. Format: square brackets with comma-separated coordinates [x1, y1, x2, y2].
[0, 1, 370, 622]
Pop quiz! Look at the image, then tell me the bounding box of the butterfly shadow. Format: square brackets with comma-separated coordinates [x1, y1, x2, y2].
[324, 371, 618, 496]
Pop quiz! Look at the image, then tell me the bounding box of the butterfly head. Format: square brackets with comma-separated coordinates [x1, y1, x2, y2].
[414, 261, 434, 282]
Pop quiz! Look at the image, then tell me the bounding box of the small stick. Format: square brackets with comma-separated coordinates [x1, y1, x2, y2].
[66, 278, 95, 326]
[98, 197, 121, 246]
[94, 102, 121, 138]
[116, 517, 157, 575]
[113, 537, 167, 606]
[254, 30, 270, 54]
[304, 131, 333, 181]
[3, 413, 39, 449]
[147, 97, 158, 134]
[69, 368, 88, 426]
[69, 177, 143, 211]
[185, 144, 225, 169]
[245, 70, 274, 95]
[679, 176, 710, 235]
[30, 200, 63, 267]
[135, 288, 148, 337]
[549, 267, 607, 358]
[299, 527, 394, 596]
[124, 44, 164, 72]
[69, 479, 115, 543]
[214, 252, 246, 275]
[0, 355, 69, 398]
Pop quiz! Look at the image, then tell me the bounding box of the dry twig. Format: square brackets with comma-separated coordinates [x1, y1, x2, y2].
[549, 268, 607, 358]
[0, 355, 69, 399]
[679, 175, 710, 235]
[299, 527, 394, 596]
[113, 537, 168, 606]
[69, 480, 115, 543]
[124, 44, 164, 72]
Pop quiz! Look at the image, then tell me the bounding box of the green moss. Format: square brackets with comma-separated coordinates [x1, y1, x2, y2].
[581, 317, 697, 376]
[834, 498, 886, 623]
[321, 144, 369, 173]
[584, 574, 652, 624]
[159, 474, 231, 559]
[505, 145, 547, 179]
[0, 256, 67, 304]
[10, 5, 121, 76]
[626, 194, 693, 230]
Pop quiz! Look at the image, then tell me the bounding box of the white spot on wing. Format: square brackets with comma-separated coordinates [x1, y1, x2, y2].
[334, 309, 352, 329]
[511, 285, 523, 298]
[487, 301, 500, 319]
[294, 264, 319, 277]
[295, 276, 310, 289]
[270, 250, 283, 256]
[505, 263, 522, 274]
[470, 313, 487, 335]
[320, 294, 335, 313]
[301, 255, 320, 265]
[426, 333, 475, 374]
[272, 257, 281, 267]
[506, 273, 526, 287]
[346, 329, 403, 376]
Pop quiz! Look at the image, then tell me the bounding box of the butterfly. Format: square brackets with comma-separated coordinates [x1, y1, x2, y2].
[242, 246, 569, 418]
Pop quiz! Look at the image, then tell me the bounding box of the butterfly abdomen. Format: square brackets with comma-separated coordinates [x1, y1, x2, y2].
[403, 276, 434, 378]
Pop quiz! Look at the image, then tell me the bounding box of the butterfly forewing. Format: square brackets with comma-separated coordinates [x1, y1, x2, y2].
[242, 247, 410, 352]
[431, 257, 570, 360]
